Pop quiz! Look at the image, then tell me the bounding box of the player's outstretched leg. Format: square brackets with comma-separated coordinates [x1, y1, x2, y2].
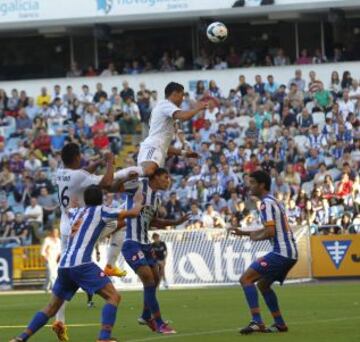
[96, 282, 121, 342]
[137, 265, 176, 334]
[105, 230, 127, 278]
[258, 279, 288, 333]
[239, 268, 266, 334]
[10, 295, 65, 342]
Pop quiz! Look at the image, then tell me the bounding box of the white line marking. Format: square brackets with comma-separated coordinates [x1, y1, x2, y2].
[1, 314, 360, 342]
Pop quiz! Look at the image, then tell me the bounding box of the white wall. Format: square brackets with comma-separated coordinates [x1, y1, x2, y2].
[1, 61, 359, 100]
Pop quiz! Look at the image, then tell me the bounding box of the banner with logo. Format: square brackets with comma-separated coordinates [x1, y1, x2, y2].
[0, 248, 13, 290]
[311, 235, 360, 277]
[0, 0, 347, 26]
[96, 228, 310, 289]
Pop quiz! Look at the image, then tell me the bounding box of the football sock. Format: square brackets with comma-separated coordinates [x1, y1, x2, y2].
[242, 284, 263, 324]
[99, 303, 117, 340]
[114, 166, 144, 180]
[107, 230, 123, 267]
[19, 312, 49, 341]
[87, 293, 93, 303]
[262, 289, 286, 326]
[55, 302, 66, 323]
[144, 285, 164, 327]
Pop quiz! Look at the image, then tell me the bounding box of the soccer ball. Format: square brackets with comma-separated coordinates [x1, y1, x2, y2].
[206, 22, 228, 43]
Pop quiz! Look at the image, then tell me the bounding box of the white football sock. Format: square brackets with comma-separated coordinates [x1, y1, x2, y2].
[114, 166, 144, 180]
[107, 230, 124, 267]
[55, 302, 66, 323]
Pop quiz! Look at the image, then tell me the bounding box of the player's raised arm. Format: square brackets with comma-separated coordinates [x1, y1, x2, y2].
[98, 152, 115, 189]
[230, 226, 275, 241]
[172, 101, 208, 122]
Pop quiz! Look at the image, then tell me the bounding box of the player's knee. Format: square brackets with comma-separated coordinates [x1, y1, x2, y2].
[113, 292, 121, 305]
[239, 274, 252, 286]
[257, 281, 271, 294]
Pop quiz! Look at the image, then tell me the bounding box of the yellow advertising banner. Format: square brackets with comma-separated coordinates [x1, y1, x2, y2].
[311, 235, 360, 277]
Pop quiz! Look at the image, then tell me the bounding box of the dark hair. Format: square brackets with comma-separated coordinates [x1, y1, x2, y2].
[150, 168, 169, 179]
[152, 232, 160, 239]
[165, 82, 184, 98]
[61, 143, 80, 166]
[84, 185, 103, 206]
[250, 170, 271, 191]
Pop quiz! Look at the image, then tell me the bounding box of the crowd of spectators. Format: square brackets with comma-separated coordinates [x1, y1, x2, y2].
[1, 65, 360, 247]
[67, 46, 348, 77]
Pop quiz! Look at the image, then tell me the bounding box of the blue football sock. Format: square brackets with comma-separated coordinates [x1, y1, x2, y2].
[19, 311, 49, 341]
[144, 285, 164, 327]
[99, 303, 118, 340]
[242, 285, 263, 324]
[262, 289, 285, 326]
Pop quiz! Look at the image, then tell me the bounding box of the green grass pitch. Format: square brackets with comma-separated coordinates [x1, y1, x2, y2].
[1, 282, 360, 342]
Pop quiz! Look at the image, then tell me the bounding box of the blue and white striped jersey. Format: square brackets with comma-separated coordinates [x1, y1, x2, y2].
[260, 194, 298, 260]
[125, 178, 161, 245]
[59, 205, 120, 268]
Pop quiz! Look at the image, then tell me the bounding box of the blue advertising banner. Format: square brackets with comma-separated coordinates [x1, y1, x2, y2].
[0, 248, 13, 290]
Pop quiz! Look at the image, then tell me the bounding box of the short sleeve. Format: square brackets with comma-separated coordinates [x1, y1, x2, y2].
[101, 205, 121, 223]
[260, 200, 275, 227]
[77, 170, 103, 189]
[162, 101, 181, 118]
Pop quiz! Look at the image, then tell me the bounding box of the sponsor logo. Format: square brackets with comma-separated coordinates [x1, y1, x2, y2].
[96, 0, 113, 14]
[0, 0, 39, 17]
[260, 261, 268, 267]
[99, 271, 105, 277]
[323, 240, 351, 269]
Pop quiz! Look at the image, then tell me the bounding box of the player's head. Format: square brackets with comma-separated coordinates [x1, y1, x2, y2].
[61, 143, 81, 168]
[150, 168, 171, 190]
[84, 185, 103, 206]
[152, 232, 160, 242]
[249, 170, 271, 197]
[165, 82, 184, 107]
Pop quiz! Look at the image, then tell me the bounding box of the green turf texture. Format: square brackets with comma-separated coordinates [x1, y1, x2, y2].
[1, 283, 360, 342]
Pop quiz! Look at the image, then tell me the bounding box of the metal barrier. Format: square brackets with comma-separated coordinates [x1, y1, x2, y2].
[12, 245, 46, 281]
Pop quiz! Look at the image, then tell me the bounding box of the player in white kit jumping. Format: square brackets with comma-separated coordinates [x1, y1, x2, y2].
[115, 82, 207, 179]
[103, 82, 207, 275]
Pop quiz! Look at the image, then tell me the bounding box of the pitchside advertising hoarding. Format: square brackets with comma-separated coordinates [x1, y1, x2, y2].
[0, 248, 13, 289]
[0, 0, 347, 24]
[311, 235, 360, 277]
[98, 228, 310, 289]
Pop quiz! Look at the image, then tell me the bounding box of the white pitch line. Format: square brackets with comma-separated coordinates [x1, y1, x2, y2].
[1, 315, 360, 342]
[0, 323, 99, 329]
[125, 316, 360, 342]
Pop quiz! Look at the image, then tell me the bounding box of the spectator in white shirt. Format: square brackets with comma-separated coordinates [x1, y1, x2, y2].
[24, 152, 42, 174]
[201, 204, 226, 228]
[349, 79, 360, 105]
[24, 197, 43, 224]
[338, 89, 355, 121]
[100, 62, 118, 77]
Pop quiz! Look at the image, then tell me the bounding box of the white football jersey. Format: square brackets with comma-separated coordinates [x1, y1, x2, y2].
[142, 99, 180, 151]
[56, 168, 102, 236]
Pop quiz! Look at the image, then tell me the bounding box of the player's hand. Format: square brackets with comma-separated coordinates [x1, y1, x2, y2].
[176, 213, 191, 225]
[104, 152, 114, 164]
[185, 151, 199, 159]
